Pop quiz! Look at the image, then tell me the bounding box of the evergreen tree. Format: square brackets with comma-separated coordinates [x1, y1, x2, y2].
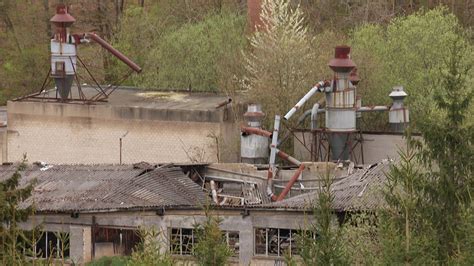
[296, 166, 348, 265]
[0, 157, 34, 265]
[413, 34, 473, 261]
[193, 205, 233, 266]
[127, 227, 173, 266]
[379, 139, 438, 264]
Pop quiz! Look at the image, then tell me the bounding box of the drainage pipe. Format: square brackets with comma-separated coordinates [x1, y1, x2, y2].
[284, 80, 330, 120]
[357, 106, 389, 112]
[276, 164, 306, 201]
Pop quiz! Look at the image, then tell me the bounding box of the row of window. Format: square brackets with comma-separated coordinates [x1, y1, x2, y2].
[169, 227, 305, 257]
[21, 227, 306, 259]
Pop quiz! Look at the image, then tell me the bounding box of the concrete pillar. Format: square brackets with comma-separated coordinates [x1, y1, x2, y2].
[70, 225, 92, 265]
[239, 219, 254, 265]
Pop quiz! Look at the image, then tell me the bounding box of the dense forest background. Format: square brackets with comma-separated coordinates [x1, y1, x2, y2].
[0, 0, 473, 127]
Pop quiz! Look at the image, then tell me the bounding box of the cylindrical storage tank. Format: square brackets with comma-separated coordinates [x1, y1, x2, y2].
[325, 109, 356, 131]
[241, 104, 269, 164]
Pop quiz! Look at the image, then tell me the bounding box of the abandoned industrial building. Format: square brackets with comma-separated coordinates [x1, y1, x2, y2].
[0, 2, 414, 266]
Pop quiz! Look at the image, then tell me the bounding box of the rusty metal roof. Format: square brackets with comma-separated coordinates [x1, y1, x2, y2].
[268, 161, 391, 211]
[0, 164, 208, 213]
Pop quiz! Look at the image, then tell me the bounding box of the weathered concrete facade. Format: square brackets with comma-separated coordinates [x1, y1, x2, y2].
[6, 89, 240, 164]
[23, 209, 313, 265]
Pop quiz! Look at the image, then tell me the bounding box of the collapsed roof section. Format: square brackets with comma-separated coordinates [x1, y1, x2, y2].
[0, 160, 392, 214]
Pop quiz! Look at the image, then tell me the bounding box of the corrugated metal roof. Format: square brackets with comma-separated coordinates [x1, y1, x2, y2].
[268, 161, 391, 211]
[0, 164, 208, 213]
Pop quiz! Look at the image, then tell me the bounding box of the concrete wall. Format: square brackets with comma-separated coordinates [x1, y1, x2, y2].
[23, 209, 314, 265]
[294, 131, 407, 164]
[6, 101, 239, 164]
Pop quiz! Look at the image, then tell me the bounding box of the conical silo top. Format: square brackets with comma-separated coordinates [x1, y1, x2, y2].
[328, 45, 356, 73]
[50, 4, 76, 25]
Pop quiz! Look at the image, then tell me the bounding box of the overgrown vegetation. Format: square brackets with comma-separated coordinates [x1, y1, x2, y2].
[127, 227, 173, 266]
[334, 36, 473, 264]
[294, 166, 348, 265]
[193, 205, 234, 265]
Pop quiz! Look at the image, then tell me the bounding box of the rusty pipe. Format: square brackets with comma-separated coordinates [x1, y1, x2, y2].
[86, 33, 142, 73]
[241, 127, 272, 138]
[276, 148, 302, 166]
[215, 98, 232, 109]
[276, 164, 305, 201]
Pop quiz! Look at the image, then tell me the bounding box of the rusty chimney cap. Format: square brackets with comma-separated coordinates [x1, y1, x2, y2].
[328, 45, 356, 73]
[50, 4, 76, 24]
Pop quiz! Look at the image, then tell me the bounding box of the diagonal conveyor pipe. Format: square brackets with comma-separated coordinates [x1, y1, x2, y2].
[284, 80, 330, 120]
[86, 33, 142, 73]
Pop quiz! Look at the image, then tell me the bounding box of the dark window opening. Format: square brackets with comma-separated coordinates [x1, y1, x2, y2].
[93, 227, 141, 258]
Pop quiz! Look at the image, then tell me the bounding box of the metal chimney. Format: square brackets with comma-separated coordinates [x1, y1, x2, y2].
[389, 86, 409, 132]
[50, 4, 77, 101]
[326, 46, 357, 161]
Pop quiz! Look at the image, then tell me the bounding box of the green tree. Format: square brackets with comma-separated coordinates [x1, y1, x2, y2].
[111, 5, 246, 93]
[378, 139, 438, 264]
[127, 227, 173, 266]
[193, 205, 233, 266]
[413, 34, 473, 261]
[296, 166, 348, 265]
[350, 7, 473, 126]
[0, 157, 34, 265]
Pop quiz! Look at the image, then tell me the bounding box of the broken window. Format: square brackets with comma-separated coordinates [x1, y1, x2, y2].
[170, 228, 240, 256]
[254, 228, 301, 257]
[170, 228, 195, 255]
[224, 231, 240, 256]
